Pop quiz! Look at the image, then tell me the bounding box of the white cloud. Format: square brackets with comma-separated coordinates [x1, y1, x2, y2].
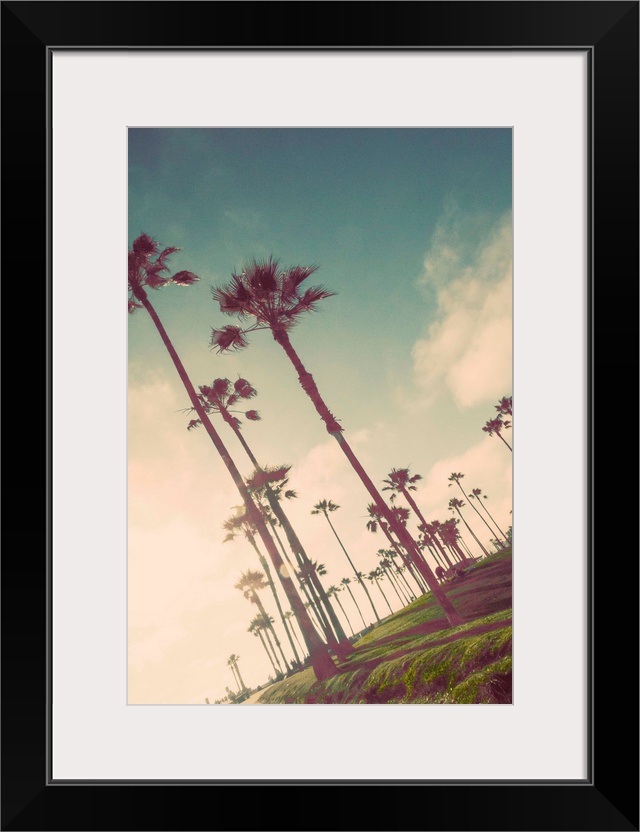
[412, 211, 512, 409]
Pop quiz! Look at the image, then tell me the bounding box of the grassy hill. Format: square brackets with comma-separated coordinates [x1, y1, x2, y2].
[250, 550, 512, 705]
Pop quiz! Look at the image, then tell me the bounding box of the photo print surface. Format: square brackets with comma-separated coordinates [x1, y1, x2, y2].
[128, 128, 513, 705]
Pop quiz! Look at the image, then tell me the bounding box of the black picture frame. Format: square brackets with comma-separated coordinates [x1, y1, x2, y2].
[2, 2, 638, 830]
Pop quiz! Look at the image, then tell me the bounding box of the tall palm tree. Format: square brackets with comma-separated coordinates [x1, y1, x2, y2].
[447, 498, 490, 558]
[312, 500, 380, 623]
[227, 655, 240, 691]
[227, 654, 247, 692]
[448, 472, 501, 545]
[234, 569, 290, 673]
[326, 585, 355, 636]
[128, 235, 336, 681]
[211, 258, 463, 626]
[339, 577, 367, 630]
[495, 395, 513, 417]
[190, 379, 354, 661]
[468, 487, 508, 543]
[367, 568, 393, 614]
[482, 416, 512, 451]
[224, 510, 301, 667]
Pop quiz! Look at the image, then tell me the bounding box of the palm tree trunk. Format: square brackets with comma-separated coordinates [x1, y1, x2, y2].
[390, 557, 416, 600]
[379, 523, 426, 595]
[387, 563, 411, 604]
[250, 590, 290, 673]
[381, 565, 405, 606]
[456, 534, 474, 558]
[273, 329, 463, 627]
[230, 422, 353, 658]
[253, 546, 301, 666]
[230, 664, 240, 691]
[136, 290, 336, 681]
[343, 583, 367, 629]
[286, 615, 307, 657]
[423, 530, 453, 569]
[267, 518, 331, 645]
[234, 661, 247, 692]
[262, 626, 283, 674]
[453, 480, 499, 545]
[323, 512, 380, 623]
[497, 431, 512, 451]
[256, 630, 279, 676]
[476, 499, 508, 543]
[374, 579, 393, 614]
[333, 594, 355, 636]
[453, 506, 490, 558]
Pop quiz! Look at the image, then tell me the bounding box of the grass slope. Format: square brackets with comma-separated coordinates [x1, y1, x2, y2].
[252, 551, 512, 704]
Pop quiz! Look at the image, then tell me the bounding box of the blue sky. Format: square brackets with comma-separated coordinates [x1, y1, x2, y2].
[128, 128, 512, 704]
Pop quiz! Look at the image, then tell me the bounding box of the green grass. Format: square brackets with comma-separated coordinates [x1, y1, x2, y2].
[252, 553, 513, 705]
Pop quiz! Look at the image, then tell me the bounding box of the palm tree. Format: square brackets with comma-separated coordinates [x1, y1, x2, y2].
[227, 655, 240, 691]
[234, 569, 290, 673]
[367, 569, 393, 614]
[211, 258, 463, 626]
[326, 585, 355, 636]
[227, 654, 247, 692]
[495, 395, 513, 417]
[224, 510, 300, 667]
[448, 473, 501, 546]
[468, 487, 508, 543]
[448, 498, 490, 558]
[128, 235, 336, 681]
[339, 577, 367, 630]
[312, 499, 380, 623]
[482, 416, 512, 451]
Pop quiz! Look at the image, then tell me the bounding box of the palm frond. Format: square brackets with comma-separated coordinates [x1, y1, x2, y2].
[132, 233, 159, 256]
[172, 270, 199, 286]
[210, 325, 250, 353]
[145, 273, 170, 290]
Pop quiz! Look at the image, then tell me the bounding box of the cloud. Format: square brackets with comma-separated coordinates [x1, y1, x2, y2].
[412, 211, 512, 409]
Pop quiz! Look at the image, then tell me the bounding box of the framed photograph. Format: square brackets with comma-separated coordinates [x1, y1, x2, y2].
[3, 2, 637, 830]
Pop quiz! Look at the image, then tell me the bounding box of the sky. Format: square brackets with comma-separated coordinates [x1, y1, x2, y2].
[128, 128, 513, 704]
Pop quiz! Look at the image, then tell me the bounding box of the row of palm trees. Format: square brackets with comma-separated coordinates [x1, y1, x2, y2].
[129, 236, 510, 684]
